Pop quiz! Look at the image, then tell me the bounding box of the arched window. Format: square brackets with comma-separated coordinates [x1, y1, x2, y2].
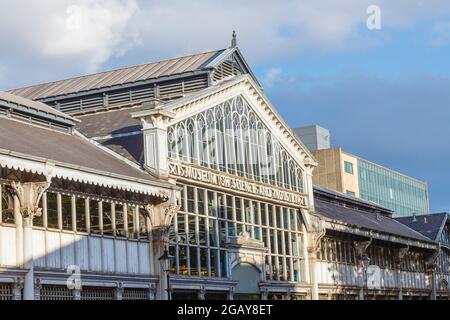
[282, 152, 290, 189]
[249, 114, 260, 181]
[186, 119, 196, 163]
[215, 106, 226, 172]
[257, 123, 267, 183]
[241, 116, 252, 179]
[289, 161, 297, 191]
[233, 112, 245, 177]
[206, 110, 216, 169]
[167, 126, 176, 159]
[297, 167, 305, 193]
[274, 142, 283, 187]
[176, 123, 186, 161]
[196, 114, 208, 167]
[224, 102, 235, 174]
[266, 132, 276, 184]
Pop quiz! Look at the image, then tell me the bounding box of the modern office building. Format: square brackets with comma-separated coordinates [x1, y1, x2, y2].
[0, 36, 445, 300]
[294, 128, 430, 218]
[293, 125, 330, 152]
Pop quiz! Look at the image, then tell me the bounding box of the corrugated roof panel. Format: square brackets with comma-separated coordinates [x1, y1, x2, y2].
[8, 50, 224, 100]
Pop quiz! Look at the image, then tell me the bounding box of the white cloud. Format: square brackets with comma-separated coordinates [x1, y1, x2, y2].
[262, 68, 283, 88]
[0, 0, 139, 88]
[1, 0, 450, 89]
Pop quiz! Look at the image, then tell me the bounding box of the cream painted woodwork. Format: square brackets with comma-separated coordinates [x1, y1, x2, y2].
[0, 226, 152, 275]
[316, 261, 430, 290]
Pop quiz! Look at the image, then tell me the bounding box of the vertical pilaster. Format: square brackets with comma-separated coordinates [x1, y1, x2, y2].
[5, 180, 51, 300]
[133, 104, 175, 178]
[23, 215, 34, 300]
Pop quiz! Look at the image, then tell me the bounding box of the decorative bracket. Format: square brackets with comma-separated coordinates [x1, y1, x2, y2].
[4, 180, 51, 221]
[425, 249, 440, 273]
[305, 212, 326, 254]
[353, 238, 373, 261]
[143, 189, 181, 248]
[394, 246, 409, 268]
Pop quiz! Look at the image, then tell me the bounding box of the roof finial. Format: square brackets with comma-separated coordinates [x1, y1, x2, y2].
[231, 30, 237, 48]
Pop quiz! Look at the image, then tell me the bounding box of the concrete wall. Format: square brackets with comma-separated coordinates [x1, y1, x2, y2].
[312, 148, 343, 192]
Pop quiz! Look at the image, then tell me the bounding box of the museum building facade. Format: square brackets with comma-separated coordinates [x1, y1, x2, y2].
[0, 38, 447, 300]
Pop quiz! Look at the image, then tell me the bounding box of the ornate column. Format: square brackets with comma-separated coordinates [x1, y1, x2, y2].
[13, 277, 23, 300]
[133, 102, 175, 178]
[148, 284, 157, 300]
[34, 278, 42, 300]
[115, 282, 124, 300]
[144, 189, 181, 300]
[304, 213, 326, 300]
[425, 249, 439, 300]
[394, 246, 409, 300]
[228, 287, 235, 300]
[4, 180, 51, 300]
[198, 285, 206, 300]
[353, 239, 372, 300]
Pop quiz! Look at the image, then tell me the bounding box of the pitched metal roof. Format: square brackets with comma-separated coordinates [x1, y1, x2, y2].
[0, 91, 76, 125]
[313, 188, 433, 243]
[0, 116, 168, 187]
[395, 213, 449, 242]
[76, 105, 143, 138]
[8, 50, 224, 100]
[314, 186, 392, 215]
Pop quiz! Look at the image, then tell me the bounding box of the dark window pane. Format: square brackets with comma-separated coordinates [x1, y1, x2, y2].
[190, 247, 199, 276]
[198, 217, 207, 245]
[187, 187, 195, 213]
[268, 205, 275, 228]
[235, 198, 242, 222]
[200, 248, 208, 276]
[61, 195, 72, 231]
[197, 188, 205, 215]
[1, 190, 14, 224]
[139, 212, 149, 240]
[89, 200, 101, 234]
[102, 203, 114, 236]
[207, 191, 216, 217]
[47, 193, 59, 229]
[76, 197, 87, 232]
[115, 204, 126, 237]
[177, 213, 187, 244]
[188, 215, 196, 245]
[127, 206, 136, 239]
[180, 186, 186, 212]
[220, 250, 227, 278]
[34, 197, 44, 227]
[178, 245, 188, 275]
[210, 250, 218, 278]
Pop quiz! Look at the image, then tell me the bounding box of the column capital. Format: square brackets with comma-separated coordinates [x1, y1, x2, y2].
[425, 249, 440, 273]
[4, 180, 51, 221]
[394, 246, 409, 268]
[304, 212, 326, 253]
[353, 239, 372, 262]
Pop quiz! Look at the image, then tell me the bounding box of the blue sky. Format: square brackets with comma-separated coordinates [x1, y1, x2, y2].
[0, 1, 449, 212]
